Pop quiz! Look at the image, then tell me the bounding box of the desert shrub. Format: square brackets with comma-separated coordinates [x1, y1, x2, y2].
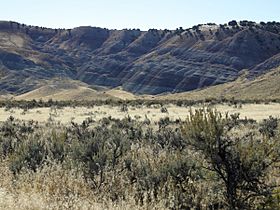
[47, 130, 68, 162]
[182, 109, 280, 209]
[160, 106, 168, 113]
[158, 116, 170, 128]
[1, 98, 280, 110]
[259, 116, 278, 137]
[120, 104, 128, 112]
[71, 123, 131, 189]
[10, 134, 47, 174]
[261, 188, 280, 209]
[143, 115, 151, 125]
[176, 100, 183, 107]
[0, 118, 38, 158]
[127, 151, 200, 209]
[0, 108, 279, 209]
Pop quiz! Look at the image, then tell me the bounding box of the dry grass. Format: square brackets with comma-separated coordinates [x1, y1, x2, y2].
[12, 79, 149, 101]
[0, 105, 279, 209]
[1, 103, 280, 124]
[159, 68, 280, 101]
[14, 79, 116, 101]
[0, 161, 160, 210]
[105, 88, 138, 100]
[0, 32, 26, 49]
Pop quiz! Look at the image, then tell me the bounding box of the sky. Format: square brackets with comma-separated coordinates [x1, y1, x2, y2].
[1, 0, 279, 30]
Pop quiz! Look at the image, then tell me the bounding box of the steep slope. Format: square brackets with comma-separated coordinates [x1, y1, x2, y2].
[159, 67, 280, 100]
[1, 20, 280, 95]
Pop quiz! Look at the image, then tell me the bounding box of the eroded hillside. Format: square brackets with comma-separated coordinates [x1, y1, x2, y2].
[1, 20, 280, 95]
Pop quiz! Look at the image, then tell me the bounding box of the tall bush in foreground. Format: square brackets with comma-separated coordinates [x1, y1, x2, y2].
[182, 109, 280, 209]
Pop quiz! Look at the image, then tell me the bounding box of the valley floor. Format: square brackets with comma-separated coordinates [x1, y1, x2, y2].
[0, 102, 279, 209]
[1, 103, 280, 124]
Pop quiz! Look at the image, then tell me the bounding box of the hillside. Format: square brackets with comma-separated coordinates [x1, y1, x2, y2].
[1, 20, 280, 96]
[13, 78, 145, 101]
[159, 67, 280, 100]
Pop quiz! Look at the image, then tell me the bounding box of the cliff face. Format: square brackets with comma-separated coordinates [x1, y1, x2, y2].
[1, 20, 280, 95]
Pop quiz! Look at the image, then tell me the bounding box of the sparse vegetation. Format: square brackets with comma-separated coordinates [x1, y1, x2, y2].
[2, 97, 280, 110]
[2, 15, 280, 209]
[0, 105, 279, 209]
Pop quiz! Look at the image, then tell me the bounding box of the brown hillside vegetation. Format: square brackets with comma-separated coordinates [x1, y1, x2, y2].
[14, 79, 116, 101]
[159, 67, 280, 100]
[11, 78, 147, 101]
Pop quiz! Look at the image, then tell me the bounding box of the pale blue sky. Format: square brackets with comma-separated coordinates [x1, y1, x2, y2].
[1, 0, 279, 30]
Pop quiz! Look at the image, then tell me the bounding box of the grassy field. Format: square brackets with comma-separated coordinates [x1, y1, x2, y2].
[0, 102, 279, 209]
[1, 103, 280, 124]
